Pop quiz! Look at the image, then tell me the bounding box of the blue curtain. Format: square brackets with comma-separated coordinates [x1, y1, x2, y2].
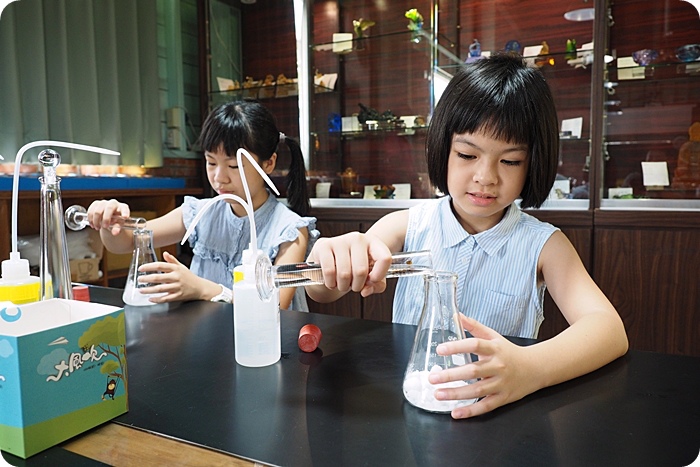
[0, 0, 162, 167]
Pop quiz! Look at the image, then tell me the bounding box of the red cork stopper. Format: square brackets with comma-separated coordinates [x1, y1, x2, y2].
[298, 324, 322, 352]
[72, 285, 91, 302]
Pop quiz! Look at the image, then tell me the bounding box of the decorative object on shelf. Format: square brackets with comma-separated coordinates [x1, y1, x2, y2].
[405, 8, 424, 43]
[465, 39, 483, 63]
[216, 77, 240, 91]
[275, 74, 298, 98]
[259, 74, 276, 99]
[565, 39, 577, 60]
[671, 122, 700, 189]
[373, 185, 395, 199]
[676, 44, 700, 62]
[357, 103, 400, 130]
[632, 49, 659, 66]
[328, 113, 342, 133]
[535, 41, 554, 67]
[340, 167, 358, 195]
[504, 40, 522, 55]
[352, 18, 375, 39]
[313, 70, 338, 90]
[332, 33, 354, 54]
[242, 76, 260, 98]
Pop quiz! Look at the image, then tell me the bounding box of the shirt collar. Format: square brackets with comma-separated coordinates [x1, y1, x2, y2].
[229, 190, 274, 223]
[440, 198, 521, 256]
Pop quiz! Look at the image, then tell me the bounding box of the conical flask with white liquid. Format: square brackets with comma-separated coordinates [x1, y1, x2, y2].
[122, 229, 165, 306]
[402, 271, 478, 413]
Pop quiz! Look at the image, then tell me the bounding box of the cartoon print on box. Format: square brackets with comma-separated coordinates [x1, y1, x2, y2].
[36, 314, 128, 400]
[103, 379, 117, 400]
[0, 300, 128, 458]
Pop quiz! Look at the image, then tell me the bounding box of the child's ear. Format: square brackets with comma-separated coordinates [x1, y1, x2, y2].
[263, 153, 277, 174]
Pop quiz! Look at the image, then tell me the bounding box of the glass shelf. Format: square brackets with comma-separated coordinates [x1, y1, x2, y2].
[337, 126, 428, 139]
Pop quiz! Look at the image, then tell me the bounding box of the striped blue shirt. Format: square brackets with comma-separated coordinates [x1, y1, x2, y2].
[394, 197, 558, 338]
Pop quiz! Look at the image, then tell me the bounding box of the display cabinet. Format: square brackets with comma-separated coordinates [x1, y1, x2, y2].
[600, 0, 700, 208]
[308, 0, 596, 206]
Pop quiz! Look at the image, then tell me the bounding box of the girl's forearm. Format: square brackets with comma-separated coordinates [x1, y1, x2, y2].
[529, 311, 628, 390]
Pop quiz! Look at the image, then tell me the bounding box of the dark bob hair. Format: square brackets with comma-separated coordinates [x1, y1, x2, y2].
[426, 53, 559, 209]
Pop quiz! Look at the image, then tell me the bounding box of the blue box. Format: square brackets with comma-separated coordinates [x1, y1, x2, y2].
[0, 299, 128, 458]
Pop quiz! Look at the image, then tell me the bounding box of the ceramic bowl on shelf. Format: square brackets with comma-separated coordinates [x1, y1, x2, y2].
[632, 49, 659, 66]
[676, 44, 700, 63]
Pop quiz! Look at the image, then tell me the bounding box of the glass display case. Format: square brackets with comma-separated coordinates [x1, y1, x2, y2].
[310, 28, 441, 199]
[600, 0, 700, 209]
[308, 0, 596, 207]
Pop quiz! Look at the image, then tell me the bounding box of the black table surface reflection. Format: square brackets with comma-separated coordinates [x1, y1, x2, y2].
[10, 287, 700, 466]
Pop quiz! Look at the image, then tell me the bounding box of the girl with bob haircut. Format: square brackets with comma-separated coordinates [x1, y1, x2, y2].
[306, 53, 628, 419]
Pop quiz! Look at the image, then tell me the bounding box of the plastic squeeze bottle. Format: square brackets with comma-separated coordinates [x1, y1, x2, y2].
[181, 148, 282, 368]
[232, 249, 281, 367]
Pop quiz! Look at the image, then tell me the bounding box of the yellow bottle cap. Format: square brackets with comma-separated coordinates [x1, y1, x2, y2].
[0, 282, 41, 305]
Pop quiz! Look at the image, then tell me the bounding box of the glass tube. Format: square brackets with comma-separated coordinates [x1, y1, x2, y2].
[65, 205, 147, 232]
[39, 149, 73, 300]
[256, 250, 433, 301]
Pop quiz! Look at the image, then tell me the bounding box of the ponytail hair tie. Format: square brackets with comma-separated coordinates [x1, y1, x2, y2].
[279, 132, 286, 143]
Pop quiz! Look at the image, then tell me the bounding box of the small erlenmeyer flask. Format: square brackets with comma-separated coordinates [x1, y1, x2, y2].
[402, 271, 477, 413]
[122, 229, 164, 306]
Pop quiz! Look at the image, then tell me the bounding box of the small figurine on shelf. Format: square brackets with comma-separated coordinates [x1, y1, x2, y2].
[353, 18, 375, 39]
[465, 39, 483, 63]
[259, 74, 275, 99]
[352, 18, 374, 51]
[565, 39, 577, 60]
[340, 167, 358, 195]
[405, 8, 424, 43]
[374, 185, 395, 199]
[535, 41, 554, 67]
[671, 122, 700, 189]
[504, 40, 522, 55]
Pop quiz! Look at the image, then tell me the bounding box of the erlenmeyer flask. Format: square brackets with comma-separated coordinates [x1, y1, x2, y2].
[402, 271, 478, 413]
[122, 229, 164, 306]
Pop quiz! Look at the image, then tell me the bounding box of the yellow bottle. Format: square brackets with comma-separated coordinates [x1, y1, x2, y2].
[0, 252, 41, 305]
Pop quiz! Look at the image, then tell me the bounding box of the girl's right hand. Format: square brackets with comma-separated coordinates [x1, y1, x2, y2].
[87, 199, 131, 235]
[306, 232, 393, 298]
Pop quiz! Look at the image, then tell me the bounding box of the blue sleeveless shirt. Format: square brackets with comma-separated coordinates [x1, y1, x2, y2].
[182, 193, 319, 312]
[394, 197, 557, 338]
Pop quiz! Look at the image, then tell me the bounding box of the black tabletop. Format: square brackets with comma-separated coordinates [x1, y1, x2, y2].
[5, 287, 700, 467]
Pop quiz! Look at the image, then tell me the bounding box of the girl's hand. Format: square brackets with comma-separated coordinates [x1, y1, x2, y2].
[428, 315, 541, 419]
[87, 199, 130, 235]
[135, 252, 218, 303]
[307, 232, 393, 298]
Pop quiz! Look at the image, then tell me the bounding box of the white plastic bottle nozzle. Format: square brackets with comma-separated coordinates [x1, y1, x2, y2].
[0, 252, 41, 305]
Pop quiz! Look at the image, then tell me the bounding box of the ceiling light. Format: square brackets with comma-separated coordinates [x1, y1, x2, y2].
[564, 7, 595, 21]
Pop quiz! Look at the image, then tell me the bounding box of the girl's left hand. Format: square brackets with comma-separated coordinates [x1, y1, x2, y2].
[428, 315, 541, 419]
[135, 251, 214, 303]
